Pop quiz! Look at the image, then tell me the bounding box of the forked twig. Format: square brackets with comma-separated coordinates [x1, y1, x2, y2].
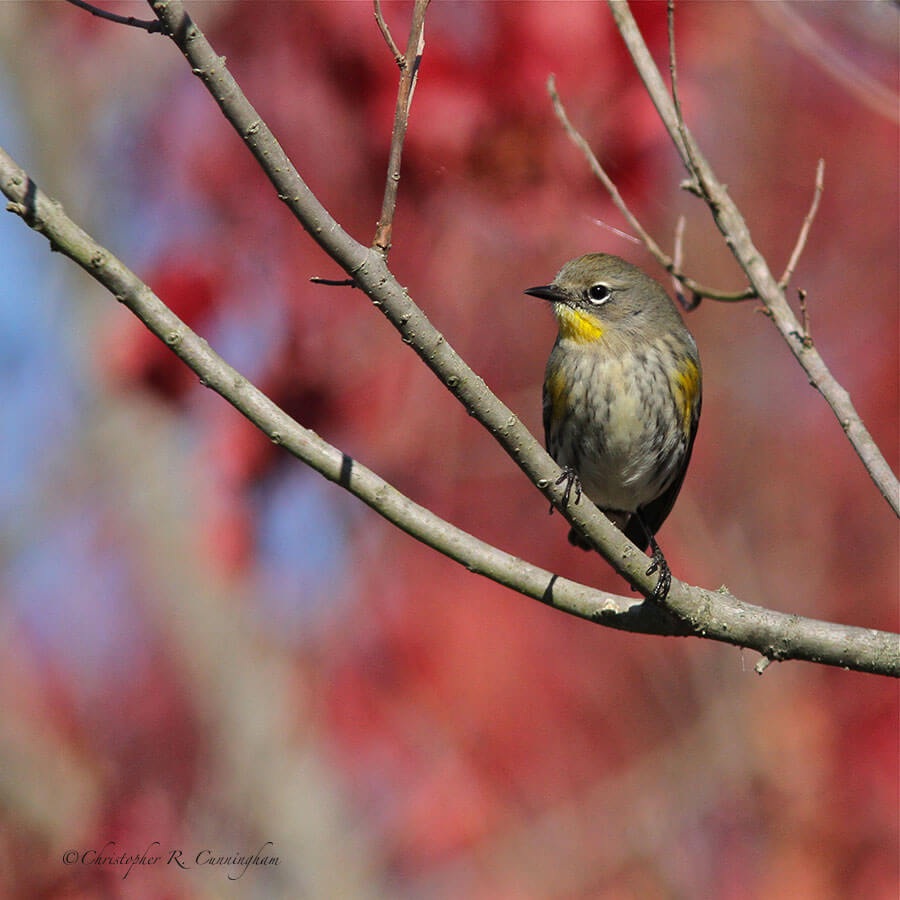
[374, 0, 405, 69]
[373, 0, 430, 256]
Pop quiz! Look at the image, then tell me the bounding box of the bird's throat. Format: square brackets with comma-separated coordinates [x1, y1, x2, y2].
[554, 305, 605, 343]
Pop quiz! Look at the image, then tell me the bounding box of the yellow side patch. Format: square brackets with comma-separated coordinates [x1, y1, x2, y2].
[545, 367, 570, 427]
[555, 305, 604, 343]
[671, 358, 701, 430]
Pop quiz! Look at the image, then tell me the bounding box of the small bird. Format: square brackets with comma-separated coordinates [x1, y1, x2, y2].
[525, 253, 701, 601]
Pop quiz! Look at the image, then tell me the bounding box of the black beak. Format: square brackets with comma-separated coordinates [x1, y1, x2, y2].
[524, 284, 567, 303]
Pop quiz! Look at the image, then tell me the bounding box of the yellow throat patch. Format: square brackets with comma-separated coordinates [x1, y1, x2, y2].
[555, 305, 604, 343]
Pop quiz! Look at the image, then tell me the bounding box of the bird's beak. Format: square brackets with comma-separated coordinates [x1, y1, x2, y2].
[524, 284, 567, 303]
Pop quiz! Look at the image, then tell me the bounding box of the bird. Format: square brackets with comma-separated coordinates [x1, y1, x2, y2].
[525, 253, 701, 601]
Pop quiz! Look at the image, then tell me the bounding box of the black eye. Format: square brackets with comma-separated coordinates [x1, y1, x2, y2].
[587, 283, 610, 304]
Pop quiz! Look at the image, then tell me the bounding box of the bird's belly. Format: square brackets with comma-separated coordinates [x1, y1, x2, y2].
[549, 352, 682, 512]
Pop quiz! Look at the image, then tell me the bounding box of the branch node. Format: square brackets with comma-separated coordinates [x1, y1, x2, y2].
[754, 655, 773, 675]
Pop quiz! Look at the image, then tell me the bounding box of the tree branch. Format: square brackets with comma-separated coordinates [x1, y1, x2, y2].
[64, 0, 162, 33]
[373, 0, 430, 256]
[144, 0, 663, 604]
[779, 158, 825, 290]
[0, 145, 678, 641]
[608, 0, 900, 517]
[2, 144, 897, 677]
[547, 75, 755, 304]
[666, 0, 702, 192]
[373, 0, 405, 70]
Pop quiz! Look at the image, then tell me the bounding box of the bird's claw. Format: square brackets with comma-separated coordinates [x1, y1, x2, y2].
[645, 534, 671, 603]
[548, 467, 582, 515]
[556, 467, 582, 506]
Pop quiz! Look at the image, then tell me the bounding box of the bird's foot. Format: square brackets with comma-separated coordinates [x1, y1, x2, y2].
[556, 467, 582, 506]
[633, 513, 671, 603]
[644, 532, 671, 603]
[548, 467, 582, 515]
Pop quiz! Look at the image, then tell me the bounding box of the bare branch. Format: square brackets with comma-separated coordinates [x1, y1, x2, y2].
[373, 0, 430, 256]
[2, 144, 897, 677]
[607, 0, 900, 517]
[548, 76, 667, 262]
[667, 0, 701, 190]
[779, 158, 825, 290]
[547, 74, 755, 304]
[670, 215, 694, 310]
[373, 0, 405, 69]
[64, 0, 162, 32]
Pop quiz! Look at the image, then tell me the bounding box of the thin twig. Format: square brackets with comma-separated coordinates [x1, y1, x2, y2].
[310, 276, 356, 287]
[373, 0, 430, 256]
[548, 75, 755, 303]
[2, 143, 897, 676]
[548, 77, 667, 260]
[667, 0, 701, 191]
[373, 0, 405, 69]
[590, 218, 641, 245]
[65, 0, 162, 32]
[779, 158, 825, 289]
[670, 215, 696, 310]
[789, 288, 814, 348]
[672, 215, 685, 270]
[798, 290, 810, 338]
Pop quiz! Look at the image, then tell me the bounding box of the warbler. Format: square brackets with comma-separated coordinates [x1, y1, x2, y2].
[525, 253, 701, 601]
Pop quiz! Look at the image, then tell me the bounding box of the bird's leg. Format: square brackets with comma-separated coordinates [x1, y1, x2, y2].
[636, 514, 671, 603]
[549, 466, 582, 514]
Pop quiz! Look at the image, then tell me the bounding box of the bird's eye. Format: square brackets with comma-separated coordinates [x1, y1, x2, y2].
[587, 283, 611, 304]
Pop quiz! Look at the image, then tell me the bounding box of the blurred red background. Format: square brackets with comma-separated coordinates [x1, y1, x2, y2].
[0, 2, 896, 898]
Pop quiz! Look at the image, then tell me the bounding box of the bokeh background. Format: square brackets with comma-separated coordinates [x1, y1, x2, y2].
[0, 1, 897, 898]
